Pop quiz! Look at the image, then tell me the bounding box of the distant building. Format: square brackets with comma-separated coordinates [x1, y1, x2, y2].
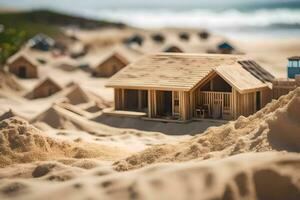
[272, 56, 300, 99]
[151, 33, 165, 43]
[92, 52, 129, 77]
[124, 34, 144, 46]
[25, 78, 62, 99]
[28, 34, 55, 51]
[217, 42, 235, 54]
[287, 56, 300, 79]
[106, 53, 273, 121]
[163, 45, 184, 53]
[7, 53, 39, 78]
[198, 31, 210, 40]
[179, 32, 190, 41]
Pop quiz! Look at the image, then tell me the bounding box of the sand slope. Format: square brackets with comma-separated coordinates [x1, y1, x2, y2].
[0, 117, 129, 167]
[0, 70, 23, 93]
[115, 87, 300, 171]
[0, 152, 299, 200]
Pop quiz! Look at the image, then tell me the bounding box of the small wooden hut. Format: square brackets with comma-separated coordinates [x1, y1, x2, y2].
[151, 33, 165, 43]
[217, 42, 235, 54]
[7, 53, 39, 78]
[92, 52, 129, 77]
[106, 53, 273, 121]
[124, 34, 144, 46]
[179, 32, 190, 41]
[26, 77, 62, 99]
[198, 31, 210, 40]
[163, 45, 184, 53]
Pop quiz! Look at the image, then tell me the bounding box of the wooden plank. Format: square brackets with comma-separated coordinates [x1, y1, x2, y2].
[148, 90, 152, 118]
[121, 89, 124, 109]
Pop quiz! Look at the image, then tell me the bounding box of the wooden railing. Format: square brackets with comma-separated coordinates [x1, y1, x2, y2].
[198, 91, 233, 119]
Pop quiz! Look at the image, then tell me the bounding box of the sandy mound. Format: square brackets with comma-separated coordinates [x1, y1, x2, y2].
[115, 87, 300, 171]
[65, 85, 110, 108]
[31, 104, 121, 136]
[0, 70, 23, 92]
[65, 85, 90, 105]
[0, 117, 127, 167]
[0, 109, 25, 122]
[0, 152, 299, 200]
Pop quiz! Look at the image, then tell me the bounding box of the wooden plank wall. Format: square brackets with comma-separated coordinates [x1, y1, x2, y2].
[114, 88, 122, 110]
[148, 90, 156, 118]
[235, 91, 255, 117]
[272, 86, 295, 100]
[179, 91, 190, 120]
[261, 88, 272, 107]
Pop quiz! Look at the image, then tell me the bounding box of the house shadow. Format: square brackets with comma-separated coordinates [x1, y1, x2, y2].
[92, 114, 226, 136]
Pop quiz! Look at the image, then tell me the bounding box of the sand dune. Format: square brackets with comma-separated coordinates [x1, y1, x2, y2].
[114, 87, 300, 171]
[0, 70, 24, 93]
[0, 117, 128, 167]
[0, 152, 299, 200]
[0, 87, 299, 200]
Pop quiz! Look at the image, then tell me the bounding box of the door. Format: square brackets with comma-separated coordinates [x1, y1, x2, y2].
[140, 90, 148, 111]
[18, 66, 27, 78]
[163, 91, 172, 116]
[124, 89, 139, 110]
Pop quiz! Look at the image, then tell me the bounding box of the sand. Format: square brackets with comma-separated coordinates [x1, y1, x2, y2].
[114, 88, 300, 171]
[0, 89, 299, 199]
[0, 26, 300, 199]
[0, 117, 129, 167]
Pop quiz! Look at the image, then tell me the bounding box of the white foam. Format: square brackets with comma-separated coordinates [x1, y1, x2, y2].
[81, 8, 300, 29]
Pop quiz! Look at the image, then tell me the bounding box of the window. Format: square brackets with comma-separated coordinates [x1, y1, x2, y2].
[293, 61, 298, 67]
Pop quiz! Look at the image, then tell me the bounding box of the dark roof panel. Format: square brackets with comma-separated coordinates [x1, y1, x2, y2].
[238, 60, 275, 83]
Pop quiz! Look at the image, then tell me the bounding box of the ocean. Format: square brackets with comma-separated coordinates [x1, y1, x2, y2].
[1, 0, 300, 38]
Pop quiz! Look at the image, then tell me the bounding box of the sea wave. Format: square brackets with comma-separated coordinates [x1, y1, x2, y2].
[78, 8, 300, 29]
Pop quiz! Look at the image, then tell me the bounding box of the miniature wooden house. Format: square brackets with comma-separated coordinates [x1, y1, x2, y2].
[92, 52, 129, 77]
[106, 53, 274, 121]
[7, 53, 38, 78]
[26, 78, 62, 99]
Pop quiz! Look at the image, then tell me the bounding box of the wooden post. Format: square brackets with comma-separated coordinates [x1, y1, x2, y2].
[189, 91, 193, 118]
[121, 89, 125, 110]
[138, 90, 142, 111]
[154, 90, 157, 117]
[148, 90, 151, 118]
[233, 89, 237, 119]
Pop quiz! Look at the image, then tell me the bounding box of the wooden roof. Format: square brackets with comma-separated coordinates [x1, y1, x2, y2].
[214, 64, 268, 93]
[106, 53, 270, 92]
[7, 52, 39, 67]
[288, 56, 300, 60]
[238, 60, 275, 83]
[32, 77, 63, 91]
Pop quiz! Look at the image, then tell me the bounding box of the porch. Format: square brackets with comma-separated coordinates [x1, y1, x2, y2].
[114, 88, 190, 121]
[193, 91, 233, 120]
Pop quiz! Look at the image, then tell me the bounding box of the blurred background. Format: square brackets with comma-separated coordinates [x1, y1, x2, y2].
[1, 0, 300, 37]
[0, 0, 300, 77]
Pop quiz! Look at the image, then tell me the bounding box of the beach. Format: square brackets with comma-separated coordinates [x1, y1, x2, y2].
[0, 2, 300, 199]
